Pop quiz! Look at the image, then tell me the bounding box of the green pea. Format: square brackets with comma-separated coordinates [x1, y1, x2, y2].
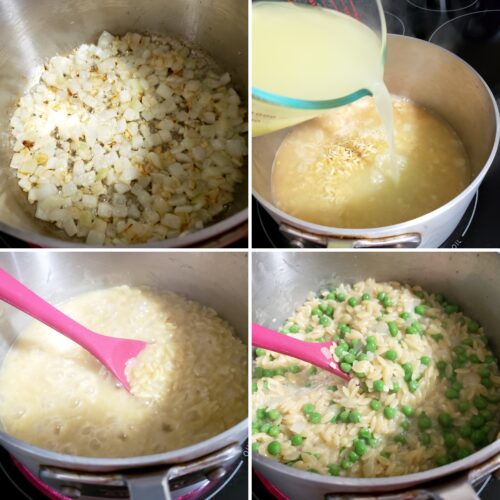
[380, 451, 391, 459]
[348, 450, 359, 462]
[350, 411, 361, 424]
[445, 304, 459, 314]
[343, 353, 356, 364]
[252, 442, 260, 453]
[358, 428, 372, 440]
[256, 408, 266, 420]
[445, 388, 459, 400]
[479, 366, 490, 378]
[268, 425, 280, 437]
[485, 354, 494, 364]
[336, 293, 346, 302]
[377, 292, 388, 302]
[361, 293, 371, 301]
[274, 368, 285, 376]
[486, 392, 500, 404]
[451, 381, 463, 391]
[383, 407, 396, 420]
[436, 456, 449, 467]
[348, 297, 358, 307]
[267, 441, 281, 456]
[419, 433, 431, 445]
[291, 434, 303, 446]
[435, 293, 446, 304]
[252, 382, 258, 393]
[431, 333, 444, 342]
[254, 367, 264, 379]
[458, 401, 471, 413]
[457, 448, 471, 460]
[308, 412, 322, 424]
[400, 420, 410, 431]
[405, 325, 417, 335]
[340, 459, 353, 470]
[481, 377, 493, 389]
[373, 380, 385, 392]
[420, 356, 431, 366]
[366, 342, 377, 353]
[470, 415, 485, 429]
[394, 433, 407, 444]
[460, 424, 472, 438]
[267, 409, 281, 421]
[471, 429, 488, 447]
[415, 305, 426, 316]
[437, 360, 447, 372]
[328, 464, 340, 476]
[399, 312, 410, 320]
[438, 413, 452, 428]
[327, 291, 336, 300]
[337, 324, 351, 338]
[480, 409, 493, 421]
[468, 354, 480, 364]
[384, 350, 397, 361]
[467, 320, 480, 333]
[402, 405, 413, 417]
[443, 431, 457, 448]
[311, 307, 321, 317]
[340, 362, 352, 373]
[418, 413, 432, 430]
[305, 325, 314, 333]
[339, 410, 351, 423]
[260, 423, 271, 433]
[255, 348, 266, 357]
[351, 440, 366, 457]
[357, 352, 368, 361]
[370, 400, 381, 411]
[391, 382, 400, 393]
[387, 321, 398, 337]
[367, 437, 378, 447]
[303, 403, 315, 415]
[473, 395, 488, 410]
[320, 315, 330, 327]
[288, 325, 299, 334]
[288, 365, 301, 374]
[308, 366, 318, 376]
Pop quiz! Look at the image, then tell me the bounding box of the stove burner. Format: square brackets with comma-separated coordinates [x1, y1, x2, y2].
[384, 11, 406, 35]
[406, 0, 479, 12]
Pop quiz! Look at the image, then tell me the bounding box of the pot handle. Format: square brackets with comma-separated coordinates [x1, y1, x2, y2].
[39, 443, 241, 500]
[278, 224, 421, 248]
[325, 452, 500, 500]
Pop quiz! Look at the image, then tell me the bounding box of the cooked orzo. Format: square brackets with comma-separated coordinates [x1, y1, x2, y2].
[252, 279, 500, 477]
[0, 286, 247, 457]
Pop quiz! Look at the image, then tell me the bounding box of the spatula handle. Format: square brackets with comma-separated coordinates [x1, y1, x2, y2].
[0, 267, 100, 354]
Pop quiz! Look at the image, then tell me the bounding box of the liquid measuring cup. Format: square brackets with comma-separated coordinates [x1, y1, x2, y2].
[252, 0, 387, 136]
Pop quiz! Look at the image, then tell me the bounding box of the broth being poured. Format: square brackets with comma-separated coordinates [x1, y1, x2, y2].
[271, 96, 471, 228]
[253, 1, 396, 177]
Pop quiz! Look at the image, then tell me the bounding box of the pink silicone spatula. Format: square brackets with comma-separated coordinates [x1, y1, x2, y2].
[0, 268, 147, 391]
[252, 323, 350, 381]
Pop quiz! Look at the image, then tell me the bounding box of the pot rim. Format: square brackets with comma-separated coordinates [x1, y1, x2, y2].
[0, 208, 248, 248]
[0, 418, 248, 469]
[253, 438, 500, 489]
[252, 34, 500, 238]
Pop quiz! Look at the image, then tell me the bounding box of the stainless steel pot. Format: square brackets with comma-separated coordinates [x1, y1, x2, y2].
[252, 251, 500, 499]
[253, 35, 500, 248]
[0, 0, 248, 247]
[0, 251, 248, 499]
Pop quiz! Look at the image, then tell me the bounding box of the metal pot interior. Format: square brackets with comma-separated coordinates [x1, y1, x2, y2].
[253, 35, 499, 226]
[252, 251, 500, 496]
[0, 0, 248, 246]
[0, 251, 248, 469]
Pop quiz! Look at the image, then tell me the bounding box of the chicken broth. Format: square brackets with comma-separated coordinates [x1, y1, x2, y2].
[271, 97, 471, 228]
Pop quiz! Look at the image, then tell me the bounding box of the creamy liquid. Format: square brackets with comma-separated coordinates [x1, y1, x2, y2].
[0, 286, 247, 457]
[252, 1, 394, 172]
[272, 96, 471, 228]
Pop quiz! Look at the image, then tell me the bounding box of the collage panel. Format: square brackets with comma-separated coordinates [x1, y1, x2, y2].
[0, 251, 248, 499]
[252, 0, 499, 249]
[251, 251, 500, 499]
[0, 0, 248, 249]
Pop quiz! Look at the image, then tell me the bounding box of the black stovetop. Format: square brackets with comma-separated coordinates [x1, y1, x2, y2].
[252, 0, 500, 249]
[0, 444, 248, 500]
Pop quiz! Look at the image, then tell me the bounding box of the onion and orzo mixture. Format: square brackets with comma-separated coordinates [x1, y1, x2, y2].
[252, 279, 500, 477]
[0, 286, 247, 457]
[10, 32, 246, 245]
